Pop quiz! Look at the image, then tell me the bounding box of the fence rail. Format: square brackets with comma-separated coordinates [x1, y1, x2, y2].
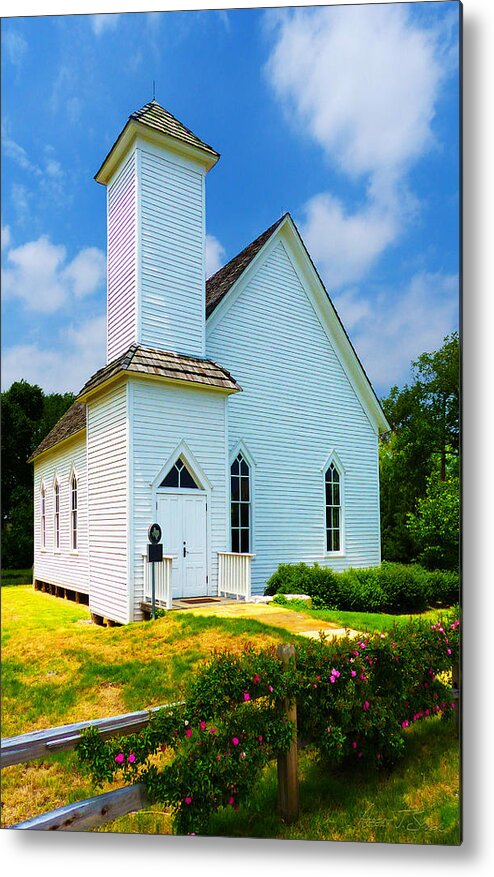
[218, 552, 255, 601]
[143, 554, 174, 610]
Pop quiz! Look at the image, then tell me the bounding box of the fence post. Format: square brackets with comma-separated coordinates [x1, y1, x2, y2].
[276, 643, 299, 824]
[451, 659, 460, 736]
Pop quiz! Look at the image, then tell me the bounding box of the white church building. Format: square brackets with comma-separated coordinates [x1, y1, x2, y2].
[29, 101, 389, 624]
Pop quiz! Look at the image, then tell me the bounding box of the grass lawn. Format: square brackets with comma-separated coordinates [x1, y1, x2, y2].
[273, 601, 454, 634]
[1, 586, 460, 843]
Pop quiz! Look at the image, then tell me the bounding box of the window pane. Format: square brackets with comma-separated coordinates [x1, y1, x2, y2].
[161, 467, 179, 487]
[332, 508, 340, 529]
[240, 457, 249, 476]
[231, 503, 239, 527]
[333, 483, 340, 505]
[240, 503, 249, 527]
[326, 482, 332, 504]
[231, 476, 240, 501]
[240, 477, 250, 501]
[231, 457, 240, 477]
[240, 529, 250, 553]
[232, 529, 240, 553]
[180, 467, 199, 489]
[333, 530, 340, 551]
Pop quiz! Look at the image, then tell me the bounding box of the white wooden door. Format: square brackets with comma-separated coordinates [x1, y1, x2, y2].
[157, 494, 208, 598]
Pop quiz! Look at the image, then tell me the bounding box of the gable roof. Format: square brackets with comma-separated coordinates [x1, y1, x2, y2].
[77, 344, 240, 399]
[206, 212, 389, 435]
[130, 101, 219, 160]
[206, 215, 287, 317]
[28, 402, 87, 463]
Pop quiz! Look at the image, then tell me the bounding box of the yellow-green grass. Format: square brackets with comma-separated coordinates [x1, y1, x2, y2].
[275, 602, 453, 634]
[99, 718, 460, 844]
[1, 586, 292, 827]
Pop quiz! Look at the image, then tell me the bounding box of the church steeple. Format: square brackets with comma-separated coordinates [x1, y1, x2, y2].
[96, 102, 219, 363]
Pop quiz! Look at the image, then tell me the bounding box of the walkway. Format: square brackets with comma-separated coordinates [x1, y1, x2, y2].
[176, 599, 359, 640]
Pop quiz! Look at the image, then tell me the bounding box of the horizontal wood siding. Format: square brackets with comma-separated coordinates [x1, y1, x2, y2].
[206, 240, 381, 594]
[107, 152, 137, 362]
[139, 148, 205, 358]
[33, 434, 89, 593]
[87, 383, 129, 622]
[130, 378, 228, 619]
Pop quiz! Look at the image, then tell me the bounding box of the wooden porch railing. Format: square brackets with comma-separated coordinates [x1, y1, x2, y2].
[218, 552, 255, 601]
[143, 554, 174, 610]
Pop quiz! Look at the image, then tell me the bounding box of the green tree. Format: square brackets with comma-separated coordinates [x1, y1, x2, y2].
[407, 469, 460, 570]
[1, 381, 75, 570]
[379, 333, 460, 564]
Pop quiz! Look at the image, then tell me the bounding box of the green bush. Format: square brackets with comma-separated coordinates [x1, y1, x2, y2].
[264, 562, 459, 613]
[77, 613, 460, 836]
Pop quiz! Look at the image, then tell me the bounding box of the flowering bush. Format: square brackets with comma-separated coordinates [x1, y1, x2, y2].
[76, 613, 459, 835]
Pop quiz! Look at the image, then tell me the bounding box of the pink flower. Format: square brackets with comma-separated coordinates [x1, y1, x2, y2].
[243, 691, 250, 702]
[253, 674, 260, 684]
[240, 752, 246, 759]
[351, 670, 357, 677]
[127, 753, 136, 764]
[184, 796, 192, 805]
[330, 676, 336, 684]
[360, 673, 367, 681]
[199, 721, 207, 730]
[362, 700, 370, 712]
[228, 796, 235, 805]
[352, 741, 357, 749]
[115, 753, 124, 764]
[185, 728, 192, 738]
[232, 737, 239, 746]
[209, 727, 217, 734]
[358, 752, 363, 759]
[268, 685, 274, 693]
[258, 735, 263, 743]
[402, 720, 409, 728]
[447, 648, 452, 655]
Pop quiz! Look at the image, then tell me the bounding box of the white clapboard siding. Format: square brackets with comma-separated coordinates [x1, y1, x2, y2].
[107, 152, 137, 362]
[139, 147, 205, 357]
[33, 433, 89, 594]
[207, 239, 381, 594]
[87, 383, 129, 622]
[130, 378, 228, 619]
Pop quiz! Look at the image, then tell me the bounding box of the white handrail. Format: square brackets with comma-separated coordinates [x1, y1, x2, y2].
[142, 554, 174, 610]
[218, 552, 255, 601]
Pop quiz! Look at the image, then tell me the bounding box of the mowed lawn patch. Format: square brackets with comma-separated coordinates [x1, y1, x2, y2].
[1, 586, 293, 827]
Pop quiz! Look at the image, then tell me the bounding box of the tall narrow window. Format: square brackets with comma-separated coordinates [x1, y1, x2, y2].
[54, 481, 60, 550]
[41, 485, 46, 549]
[325, 463, 341, 552]
[71, 474, 78, 550]
[231, 453, 250, 553]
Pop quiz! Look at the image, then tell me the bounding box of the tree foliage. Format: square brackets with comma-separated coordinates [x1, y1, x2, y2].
[1, 381, 75, 569]
[379, 333, 460, 568]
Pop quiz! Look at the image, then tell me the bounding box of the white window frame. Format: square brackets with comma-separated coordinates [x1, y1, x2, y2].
[229, 442, 255, 554]
[70, 469, 78, 553]
[53, 475, 61, 553]
[321, 450, 345, 557]
[40, 481, 46, 551]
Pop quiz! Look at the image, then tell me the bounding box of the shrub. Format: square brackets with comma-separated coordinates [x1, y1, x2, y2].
[77, 613, 460, 836]
[264, 562, 459, 614]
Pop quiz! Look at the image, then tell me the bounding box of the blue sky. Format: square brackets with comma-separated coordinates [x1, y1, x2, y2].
[1, 2, 460, 398]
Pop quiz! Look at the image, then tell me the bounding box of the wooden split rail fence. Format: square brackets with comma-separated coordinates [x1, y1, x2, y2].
[1, 644, 299, 831]
[2, 645, 459, 832]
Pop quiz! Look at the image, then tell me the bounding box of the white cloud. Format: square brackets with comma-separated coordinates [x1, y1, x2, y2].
[266, 5, 450, 181]
[334, 272, 459, 392]
[1, 225, 12, 252]
[90, 14, 121, 36]
[1, 315, 107, 395]
[266, 5, 455, 291]
[11, 183, 31, 224]
[205, 234, 226, 278]
[2, 235, 106, 313]
[2, 30, 27, 67]
[300, 191, 399, 290]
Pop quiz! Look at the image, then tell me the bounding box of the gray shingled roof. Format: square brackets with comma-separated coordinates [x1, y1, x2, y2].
[130, 101, 219, 161]
[78, 345, 240, 398]
[28, 402, 87, 463]
[29, 346, 240, 462]
[206, 215, 286, 317]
